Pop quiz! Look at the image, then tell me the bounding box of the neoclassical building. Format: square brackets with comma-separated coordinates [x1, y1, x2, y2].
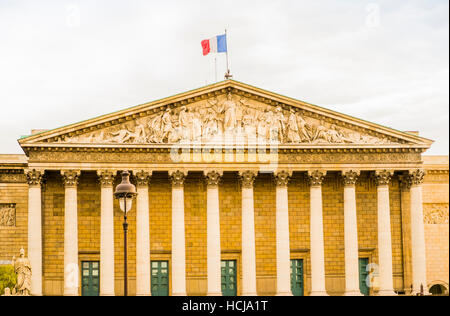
[0, 80, 448, 296]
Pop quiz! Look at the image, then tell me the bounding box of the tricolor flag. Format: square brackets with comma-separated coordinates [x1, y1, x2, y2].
[201, 34, 227, 56]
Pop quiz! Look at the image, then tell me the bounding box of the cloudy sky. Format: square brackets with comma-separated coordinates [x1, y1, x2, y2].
[0, 0, 448, 154]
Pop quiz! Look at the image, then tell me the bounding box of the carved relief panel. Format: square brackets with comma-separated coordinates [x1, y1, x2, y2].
[424, 203, 449, 224]
[0, 203, 16, 227]
[51, 93, 399, 146]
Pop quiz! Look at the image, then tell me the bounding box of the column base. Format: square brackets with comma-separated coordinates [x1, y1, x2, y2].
[172, 292, 188, 296]
[136, 293, 151, 296]
[207, 292, 223, 296]
[344, 290, 364, 296]
[241, 292, 258, 296]
[377, 290, 397, 296]
[100, 292, 115, 296]
[275, 291, 293, 296]
[309, 290, 329, 296]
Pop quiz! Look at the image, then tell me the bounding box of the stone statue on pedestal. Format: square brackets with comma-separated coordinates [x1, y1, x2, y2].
[12, 248, 32, 296]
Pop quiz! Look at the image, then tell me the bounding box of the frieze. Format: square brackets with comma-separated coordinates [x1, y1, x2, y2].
[423, 203, 449, 225]
[0, 173, 27, 183]
[27, 149, 423, 165]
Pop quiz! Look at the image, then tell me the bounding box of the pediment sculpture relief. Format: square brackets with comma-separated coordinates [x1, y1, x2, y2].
[57, 93, 395, 145]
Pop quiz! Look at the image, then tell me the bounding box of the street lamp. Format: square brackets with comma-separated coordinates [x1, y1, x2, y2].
[114, 171, 137, 296]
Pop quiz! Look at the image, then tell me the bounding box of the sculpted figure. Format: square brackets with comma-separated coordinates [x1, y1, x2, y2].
[257, 111, 268, 140]
[179, 106, 193, 140]
[204, 107, 220, 139]
[219, 93, 238, 132]
[108, 127, 132, 143]
[286, 109, 300, 143]
[85, 130, 105, 143]
[129, 122, 147, 144]
[191, 108, 203, 141]
[274, 106, 287, 142]
[265, 109, 277, 141]
[12, 248, 32, 296]
[147, 114, 163, 143]
[326, 124, 354, 143]
[160, 108, 173, 143]
[242, 108, 257, 140]
[295, 113, 311, 142]
[312, 120, 329, 143]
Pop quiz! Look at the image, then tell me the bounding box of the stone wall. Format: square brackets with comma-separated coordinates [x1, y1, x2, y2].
[0, 182, 28, 265]
[422, 156, 449, 293]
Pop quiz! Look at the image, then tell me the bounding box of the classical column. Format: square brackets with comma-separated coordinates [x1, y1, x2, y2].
[135, 171, 152, 296]
[239, 170, 258, 296]
[408, 169, 428, 295]
[61, 170, 80, 296]
[205, 170, 223, 296]
[308, 170, 328, 296]
[26, 169, 43, 296]
[274, 170, 292, 296]
[342, 170, 363, 296]
[375, 170, 396, 296]
[170, 170, 187, 296]
[98, 170, 115, 296]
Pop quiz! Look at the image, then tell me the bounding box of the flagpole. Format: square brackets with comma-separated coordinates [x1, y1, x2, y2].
[215, 56, 217, 82]
[224, 29, 232, 79]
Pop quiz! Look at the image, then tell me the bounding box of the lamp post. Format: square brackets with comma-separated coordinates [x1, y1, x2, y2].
[114, 171, 137, 296]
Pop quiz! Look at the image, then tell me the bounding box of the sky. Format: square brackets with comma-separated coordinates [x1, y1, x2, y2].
[0, 0, 448, 155]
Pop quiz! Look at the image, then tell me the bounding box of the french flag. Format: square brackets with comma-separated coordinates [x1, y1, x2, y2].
[201, 34, 227, 56]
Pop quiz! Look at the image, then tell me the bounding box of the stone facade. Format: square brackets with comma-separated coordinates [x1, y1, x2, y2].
[0, 80, 447, 296]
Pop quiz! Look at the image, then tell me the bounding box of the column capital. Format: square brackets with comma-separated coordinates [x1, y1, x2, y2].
[204, 170, 223, 188]
[308, 170, 326, 187]
[25, 169, 44, 187]
[97, 170, 116, 188]
[169, 170, 187, 188]
[239, 170, 257, 189]
[134, 170, 152, 187]
[342, 170, 360, 187]
[274, 170, 292, 187]
[375, 170, 393, 186]
[61, 170, 80, 188]
[408, 169, 426, 186]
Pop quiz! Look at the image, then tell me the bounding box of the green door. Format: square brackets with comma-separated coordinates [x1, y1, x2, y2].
[151, 261, 169, 296]
[81, 261, 99, 296]
[359, 258, 370, 296]
[291, 259, 304, 296]
[221, 260, 237, 296]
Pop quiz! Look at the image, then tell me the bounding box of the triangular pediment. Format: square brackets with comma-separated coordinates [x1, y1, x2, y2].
[19, 80, 433, 150]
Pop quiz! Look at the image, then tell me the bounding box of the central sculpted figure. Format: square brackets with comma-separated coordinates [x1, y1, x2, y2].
[219, 93, 238, 132]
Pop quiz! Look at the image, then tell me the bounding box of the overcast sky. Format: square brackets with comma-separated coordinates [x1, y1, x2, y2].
[0, 0, 448, 155]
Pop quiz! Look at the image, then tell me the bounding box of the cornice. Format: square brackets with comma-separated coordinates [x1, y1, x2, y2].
[20, 144, 427, 156]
